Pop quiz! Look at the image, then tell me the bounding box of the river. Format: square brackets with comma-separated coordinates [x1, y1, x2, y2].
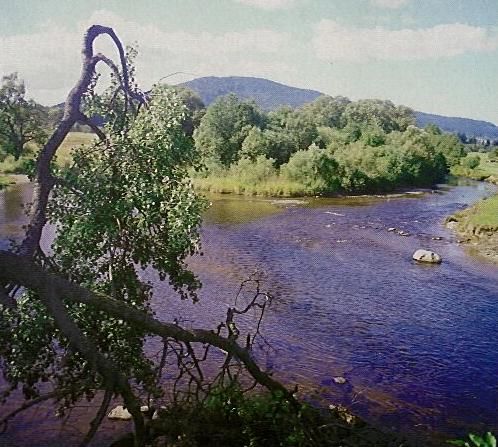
[1, 179, 497, 446]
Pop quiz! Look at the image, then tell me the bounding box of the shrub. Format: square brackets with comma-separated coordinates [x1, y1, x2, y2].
[281, 144, 340, 193]
[229, 155, 276, 184]
[461, 154, 481, 170]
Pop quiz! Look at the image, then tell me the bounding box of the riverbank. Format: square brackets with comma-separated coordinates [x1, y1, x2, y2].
[192, 174, 433, 199]
[0, 175, 14, 189]
[447, 194, 498, 264]
[0, 132, 95, 188]
[450, 152, 498, 185]
[447, 154, 498, 263]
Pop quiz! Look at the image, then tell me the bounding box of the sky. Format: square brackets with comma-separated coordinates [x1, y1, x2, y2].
[0, 0, 497, 123]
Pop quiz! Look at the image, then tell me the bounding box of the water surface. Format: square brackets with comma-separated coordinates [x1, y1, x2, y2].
[1, 180, 497, 446]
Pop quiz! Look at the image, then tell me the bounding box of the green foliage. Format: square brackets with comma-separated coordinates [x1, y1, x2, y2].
[152, 385, 317, 447]
[162, 85, 205, 136]
[281, 144, 340, 193]
[342, 99, 415, 133]
[0, 73, 48, 160]
[487, 148, 498, 162]
[448, 432, 496, 447]
[194, 94, 265, 166]
[280, 109, 318, 151]
[1, 77, 205, 409]
[299, 95, 351, 129]
[461, 154, 481, 170]
[430, 132, 466, 167]
[425, 123, 443, 135]
[360, 125, 386, 147]
[240, 126, 270, 161]
[229, 155, 277, 184]
[240, 126, 298, 167]
[333, 127, 447, 193]
[0, 154, 33, 174]
[192, 91, 465, 196]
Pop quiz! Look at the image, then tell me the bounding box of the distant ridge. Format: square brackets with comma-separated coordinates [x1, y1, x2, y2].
[180, 76, 498, 140]
[414, 111, 498, 140]
[181, 76, 322, 111]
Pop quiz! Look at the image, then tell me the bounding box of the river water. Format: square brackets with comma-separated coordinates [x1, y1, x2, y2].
[1, 180, 497, 446]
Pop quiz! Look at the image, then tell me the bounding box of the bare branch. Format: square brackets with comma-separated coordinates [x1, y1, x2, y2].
[0, 250, 294, 401]
[79, 389, 113, 447]
[0, 390, 65, 434]
[76, 112, 106, 142]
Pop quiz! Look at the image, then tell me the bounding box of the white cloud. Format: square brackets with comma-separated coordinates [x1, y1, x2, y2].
[313, 20, 498, 63]
[370, 0, 410, 9]
[0, 10, 293, 105]
[233, 0, 299, 10]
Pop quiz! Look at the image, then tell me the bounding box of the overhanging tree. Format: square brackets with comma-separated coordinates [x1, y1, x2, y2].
[0, 25, 294, 447]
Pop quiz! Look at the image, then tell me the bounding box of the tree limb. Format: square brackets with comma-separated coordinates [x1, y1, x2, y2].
[0, 250, 293, 401]
[79, 389, 113, 447]
[20, 25, 145, 257]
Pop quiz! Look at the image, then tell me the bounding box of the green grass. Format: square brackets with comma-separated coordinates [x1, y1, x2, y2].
[0, 155, 29, 174]
[191, 175, 318, 197]
[454, 194, 498, 230]
[451, 152, 498, 182]
[53, 132, 96, 168]
[0, 132, 95, 176]
[448, 152, 498, 239]
[0, 175, 15, 189]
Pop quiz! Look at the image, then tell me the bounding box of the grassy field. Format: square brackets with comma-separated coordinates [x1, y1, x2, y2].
[451, 152, 498, 183]
[0, 132, 96, 176]
[53, 131, 96, 168]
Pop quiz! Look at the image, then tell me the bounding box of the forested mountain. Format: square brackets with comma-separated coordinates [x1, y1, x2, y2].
[181, 76, 498, 139]
[414, 111, 498, 140]
[181, 76, 322, 111]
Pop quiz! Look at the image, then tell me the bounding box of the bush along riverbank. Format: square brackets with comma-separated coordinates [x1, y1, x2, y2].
[191, 95, 467, 197]
[109, 385, 410, 447]
[447, 194, 498, 264]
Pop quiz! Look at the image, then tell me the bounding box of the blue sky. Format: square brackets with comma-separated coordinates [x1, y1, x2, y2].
[1, 0, 497, 123]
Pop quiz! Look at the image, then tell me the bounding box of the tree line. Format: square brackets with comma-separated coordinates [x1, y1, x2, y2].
[191, 93, 470, 195]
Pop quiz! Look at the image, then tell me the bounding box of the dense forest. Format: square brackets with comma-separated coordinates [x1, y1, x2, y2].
[189, 92, 471, 195]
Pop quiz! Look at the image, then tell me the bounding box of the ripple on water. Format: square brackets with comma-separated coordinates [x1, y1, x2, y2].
[1, 181, 498, 446]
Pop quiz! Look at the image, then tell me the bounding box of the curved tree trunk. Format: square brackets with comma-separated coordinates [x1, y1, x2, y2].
[0, 25, 294, 447]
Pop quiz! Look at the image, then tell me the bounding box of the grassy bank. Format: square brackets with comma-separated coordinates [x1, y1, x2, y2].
[451, 152, 498, 184]
[0, 132, 95, 183]
[449, 194, 498, 233]
[447, 194, 498, 264]
[0, 175, 15, 189]
[447, 151, 498, 264]
[191, 175, 317, 197]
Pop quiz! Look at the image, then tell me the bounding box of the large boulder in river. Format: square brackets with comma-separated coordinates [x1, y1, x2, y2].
[412, 249, 442, 264]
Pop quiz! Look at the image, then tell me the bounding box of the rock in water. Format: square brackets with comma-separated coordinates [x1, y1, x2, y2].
[412, 249, 442, 264]
[108, 405, 132, 420]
